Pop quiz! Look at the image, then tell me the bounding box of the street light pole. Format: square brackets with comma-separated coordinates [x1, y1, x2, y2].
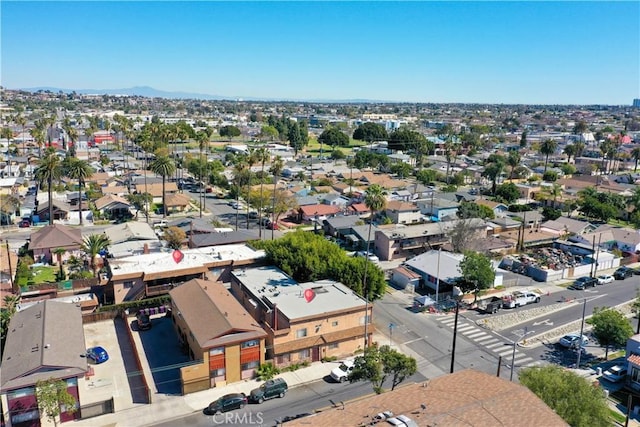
[576, 299, 587, 368]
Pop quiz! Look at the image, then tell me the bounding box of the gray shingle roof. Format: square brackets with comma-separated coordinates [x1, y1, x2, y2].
[1, 300, 87, 391]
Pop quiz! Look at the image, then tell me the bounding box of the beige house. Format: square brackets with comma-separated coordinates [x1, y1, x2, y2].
[170, 279, 267, 394]
[230, 266, 371, 367]
[384, 200, 422, 225]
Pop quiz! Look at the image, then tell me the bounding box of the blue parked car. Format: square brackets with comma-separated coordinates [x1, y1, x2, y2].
[86, 346, 109, 364]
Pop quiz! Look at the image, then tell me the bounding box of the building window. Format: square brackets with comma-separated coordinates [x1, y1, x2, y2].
[276, 353, 290, 365]
[211, 368, 226, 377]
[331, 321, 338, 327]
[124, 281, 134, 289]
[299, 349, 310, 359]
[241, 340, 259, 349]
[241, 361, 260, 370]
[296, 328, 307, 338]
[360, 315, 371, 325]
[209, 347, 224, 356]
[328, 342, 339, 349]
[632, 366, 640, 383]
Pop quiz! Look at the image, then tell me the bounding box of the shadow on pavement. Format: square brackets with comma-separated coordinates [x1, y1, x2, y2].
[114, 316, 149, 404]
[138, 317, 190, 395]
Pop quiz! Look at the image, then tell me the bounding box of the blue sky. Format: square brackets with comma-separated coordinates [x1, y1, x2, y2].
[2, 1, 639, 105]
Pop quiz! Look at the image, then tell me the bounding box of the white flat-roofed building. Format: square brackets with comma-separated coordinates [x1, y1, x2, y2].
[108, 244, 265, 304]
[230, 266, 371, 367]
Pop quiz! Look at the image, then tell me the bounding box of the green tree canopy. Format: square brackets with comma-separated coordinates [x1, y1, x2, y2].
[458, 250, 495, 301]
[163, 226, 186, 250]
[587, 307, 634, 359]
[349, 344, 417, 394]
[36, 378, 78, 427]
[253, 231, 386, 300]
[495, 182, 520, 204]
[318, 127, 349, 147]
[519, 365, 610, 427]
[219, 125, 241, 138]
[81, 234, 111, 277]
[352, 122, 388, 142]
[456, 201, 495, 220]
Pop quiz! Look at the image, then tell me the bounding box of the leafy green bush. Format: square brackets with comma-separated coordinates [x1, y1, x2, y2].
[96, 296, 171, 313]
[256, 362, 280, 380]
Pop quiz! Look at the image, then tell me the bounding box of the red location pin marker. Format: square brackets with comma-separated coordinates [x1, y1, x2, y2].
[304, 288, 315, 303]
[172, 249, 184, 263]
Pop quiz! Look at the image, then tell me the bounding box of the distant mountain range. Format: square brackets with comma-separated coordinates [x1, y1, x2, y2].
[17, 86, 382, 103]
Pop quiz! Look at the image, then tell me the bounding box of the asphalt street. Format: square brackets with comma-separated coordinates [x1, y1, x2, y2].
[150, 372, 427, 427]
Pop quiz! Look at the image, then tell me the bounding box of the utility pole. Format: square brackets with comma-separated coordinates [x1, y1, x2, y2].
[5, 240, 16, 293]
[589, 235, 597, 278]
[435, 247, 441, 307]
[576, 299, 587, 368]
[450, 301, 460, 374]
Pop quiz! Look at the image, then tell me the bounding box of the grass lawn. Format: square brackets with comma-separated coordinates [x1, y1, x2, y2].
[17, 266, 57, 286]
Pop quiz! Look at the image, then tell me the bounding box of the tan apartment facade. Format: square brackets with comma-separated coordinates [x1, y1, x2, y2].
[230, 266, 371, 367]
[169, 279, 267, 394]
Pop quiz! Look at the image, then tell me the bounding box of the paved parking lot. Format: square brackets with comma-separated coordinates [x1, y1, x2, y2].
[80, 318, 139, 412]
[130, 314, 191, 396]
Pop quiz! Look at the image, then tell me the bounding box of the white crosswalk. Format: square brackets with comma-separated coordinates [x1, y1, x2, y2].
[435, 316, 540, 369]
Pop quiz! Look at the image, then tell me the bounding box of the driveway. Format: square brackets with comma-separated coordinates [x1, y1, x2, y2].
[135, 316, 191, 396]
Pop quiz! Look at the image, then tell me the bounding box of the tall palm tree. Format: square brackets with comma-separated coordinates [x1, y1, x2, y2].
[481, 154, 506, 196]
[362, 184, 387, 347]
[52, 247, 66, 279]
[539, 139, 557, 173]
[269, 156, 284, 240]
[231, 154, 249, 231]
[195, 130, 209, 218]
[254, 147, 270, 238]
[66, 158, 93, 225]
[563, 144, 577, 164]
[507, 151, 521, 180]
[245, 149, 260, 229]
[149, 156, 176, 219]
[0, 127, 13, 176]
[631, 147, 640, 172]
[34, 150, 62, 225]
[81, 234, 111, 278]
[30, 122, 46, 158]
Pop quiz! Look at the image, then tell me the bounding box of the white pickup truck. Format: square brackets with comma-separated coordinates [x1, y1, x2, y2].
[502, 291, 541, 309]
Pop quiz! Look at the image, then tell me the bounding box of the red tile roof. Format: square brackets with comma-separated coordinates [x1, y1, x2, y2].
[298, 204, 342, 217]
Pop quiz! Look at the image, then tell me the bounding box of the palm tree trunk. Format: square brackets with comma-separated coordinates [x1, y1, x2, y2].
[258, 161, 265, 238]
[78, 178, 83, 225]
[162, 176, 167, 219]
[48, 177, 54, 225]
[544, 154, 549, 173]
[271, 177, 278, 240]
[235, 184, 240, 231]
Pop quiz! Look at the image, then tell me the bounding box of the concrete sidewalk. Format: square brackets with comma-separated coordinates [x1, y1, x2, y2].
[73, 332, 390, 427]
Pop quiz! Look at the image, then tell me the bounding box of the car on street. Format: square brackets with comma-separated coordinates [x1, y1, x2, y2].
[19, 219, 31, 228]
[614, 267, 634, 280]
[558, 334, 589, 349]
[86, 346, 109, 364]
[231, 201, 245, 210]
[356, 251, 380, 263]
[248, 378, 288, 403]
[569, 276, 598, 290]
[597, 275, 614, 285]
[330, 360, 355, 382]
[602, 364, 627, 383]
[204, 393, 247, 415]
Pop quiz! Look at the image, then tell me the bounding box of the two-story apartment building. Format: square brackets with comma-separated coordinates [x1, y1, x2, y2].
[169, 279, 267, 394]
[384, 200, 422, 225]
[230, 266, 371, 367]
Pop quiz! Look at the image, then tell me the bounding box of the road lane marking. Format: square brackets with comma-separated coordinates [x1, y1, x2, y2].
[473, 335, 496, 343]
[463, 331, 488, 339]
